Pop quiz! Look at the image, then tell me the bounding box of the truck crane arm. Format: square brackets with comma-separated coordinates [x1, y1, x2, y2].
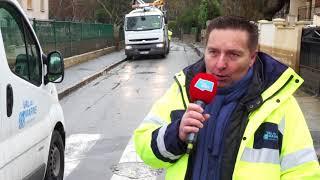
[132, 0, 165, 9]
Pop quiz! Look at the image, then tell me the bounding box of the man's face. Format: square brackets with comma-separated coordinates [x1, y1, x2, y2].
[204, 29, 257, 88]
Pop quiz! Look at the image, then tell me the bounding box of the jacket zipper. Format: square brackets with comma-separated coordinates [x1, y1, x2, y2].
[174, 76, 187, 109]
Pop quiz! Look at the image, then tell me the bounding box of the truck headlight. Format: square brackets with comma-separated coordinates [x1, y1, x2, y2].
[125, 46, 132, 50]
[156, 43, 164, 48]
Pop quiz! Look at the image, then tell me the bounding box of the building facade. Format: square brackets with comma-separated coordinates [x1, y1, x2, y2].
[17, 0, 48, 20]
[289, 0, 320, 22]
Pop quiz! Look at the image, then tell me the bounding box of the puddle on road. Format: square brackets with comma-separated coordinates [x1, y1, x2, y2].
[136, 71, 156, 74]
[78, 67, 93, 71]
[111, 162, 164, 179]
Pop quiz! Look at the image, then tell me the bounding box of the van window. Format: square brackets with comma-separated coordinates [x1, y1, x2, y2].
[0, 2, 41, 86]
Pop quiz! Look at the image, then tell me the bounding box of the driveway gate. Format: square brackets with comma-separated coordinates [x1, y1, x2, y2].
[299, 27, 320, 96]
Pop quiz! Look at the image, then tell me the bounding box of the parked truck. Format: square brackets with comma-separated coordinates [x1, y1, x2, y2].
[124, 0, 170, 59]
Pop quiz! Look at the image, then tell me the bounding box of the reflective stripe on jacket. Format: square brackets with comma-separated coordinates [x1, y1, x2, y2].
[134, 56, 320, 179]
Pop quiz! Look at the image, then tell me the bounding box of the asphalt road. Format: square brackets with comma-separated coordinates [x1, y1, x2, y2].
[60, 42, 200, 180]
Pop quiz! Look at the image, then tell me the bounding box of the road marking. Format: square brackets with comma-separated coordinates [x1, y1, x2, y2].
[110, 137, 160, 180]
[64, 134, 101, 178]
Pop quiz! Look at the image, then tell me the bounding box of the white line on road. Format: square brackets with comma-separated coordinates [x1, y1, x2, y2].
[110, 137, 160, 180]
[64, 134, 101, 179]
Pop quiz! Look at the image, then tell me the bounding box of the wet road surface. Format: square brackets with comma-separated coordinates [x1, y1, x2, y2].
[60, 42, 200, 180]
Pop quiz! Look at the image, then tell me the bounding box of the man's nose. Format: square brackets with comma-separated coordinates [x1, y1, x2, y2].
[216, 54, 227, 70]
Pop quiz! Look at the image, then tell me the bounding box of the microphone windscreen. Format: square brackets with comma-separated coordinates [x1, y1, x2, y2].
[189, 73, 218, 104]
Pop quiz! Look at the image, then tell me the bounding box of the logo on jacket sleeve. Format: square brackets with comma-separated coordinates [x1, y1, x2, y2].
[254, 122, 282, 150]
[195, 78, 214, 92]
[263, 131, 279, 142]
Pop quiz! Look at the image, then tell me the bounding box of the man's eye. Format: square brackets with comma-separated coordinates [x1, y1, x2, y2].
[209, 51, 217, 55]
[230, 53, 240, 57]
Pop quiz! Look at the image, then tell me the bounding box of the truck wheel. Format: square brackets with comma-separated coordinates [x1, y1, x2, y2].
[161, 47, 167, 58]
[44, 130, 64, 180]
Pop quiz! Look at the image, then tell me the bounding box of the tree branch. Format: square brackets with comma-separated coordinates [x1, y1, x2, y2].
[96, 0, 113, 19]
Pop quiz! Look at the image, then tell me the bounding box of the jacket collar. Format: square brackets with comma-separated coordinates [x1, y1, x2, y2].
[182, 58, 206, 101]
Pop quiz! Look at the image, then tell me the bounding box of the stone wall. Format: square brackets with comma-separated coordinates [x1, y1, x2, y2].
[258, 18, 310, 72]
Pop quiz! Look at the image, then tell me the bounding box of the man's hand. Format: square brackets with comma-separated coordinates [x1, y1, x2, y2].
[179, 103, 210, 142]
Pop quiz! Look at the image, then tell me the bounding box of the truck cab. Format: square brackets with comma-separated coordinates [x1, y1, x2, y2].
[124, 6, 170, 59]
[0, 0, 65, 179]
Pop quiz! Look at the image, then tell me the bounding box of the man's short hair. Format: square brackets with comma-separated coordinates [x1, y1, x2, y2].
[206, 16, 259, 52]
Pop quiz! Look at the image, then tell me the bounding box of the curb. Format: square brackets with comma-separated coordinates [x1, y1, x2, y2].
[64, 46, 116, 69]
[58, 57, 127, 100]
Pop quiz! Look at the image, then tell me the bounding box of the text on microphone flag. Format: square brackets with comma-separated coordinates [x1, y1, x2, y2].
[195, 78, 214, 92]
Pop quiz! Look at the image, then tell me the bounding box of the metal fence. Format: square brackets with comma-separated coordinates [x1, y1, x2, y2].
[298, 6, 311, 21]
[31, 19, 114, 58]
[299, 27, 320, 96]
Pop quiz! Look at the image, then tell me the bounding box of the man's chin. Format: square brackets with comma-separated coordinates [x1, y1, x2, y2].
[217, 81, 231, 88]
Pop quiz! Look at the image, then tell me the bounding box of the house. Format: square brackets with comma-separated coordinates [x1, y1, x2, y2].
[288, 0, 320, 24]
[17, 0, 48, 20]
[258, 1, 320, 95]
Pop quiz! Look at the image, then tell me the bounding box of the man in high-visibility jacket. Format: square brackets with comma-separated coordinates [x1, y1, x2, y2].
[134, 16, 320, 179]
[168, 30, 173, 41]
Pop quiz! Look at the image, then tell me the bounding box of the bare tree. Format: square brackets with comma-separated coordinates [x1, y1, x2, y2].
[95, 0, 131, 26]
[96, 0, 113, 20]
[49, 0, 98, 21]
[222, 0, 290, 20]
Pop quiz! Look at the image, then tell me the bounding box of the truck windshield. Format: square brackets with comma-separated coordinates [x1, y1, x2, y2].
[126, 15, 162, 31]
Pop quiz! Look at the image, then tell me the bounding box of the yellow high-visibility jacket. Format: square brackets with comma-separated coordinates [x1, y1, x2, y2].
[134, 53, 320, 179]
[168, 30, 173, 41]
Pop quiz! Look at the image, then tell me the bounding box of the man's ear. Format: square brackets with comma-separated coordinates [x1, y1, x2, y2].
[249, 51, 257, 67]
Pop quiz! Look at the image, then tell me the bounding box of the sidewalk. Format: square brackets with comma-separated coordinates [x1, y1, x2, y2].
[191, 43, 320, 154]
[56, 49, 127, 99]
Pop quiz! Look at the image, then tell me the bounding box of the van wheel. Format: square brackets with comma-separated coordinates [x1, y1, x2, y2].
[161, 52, 166, 58]
[44, 130, 64, 180]
[126, 55, 132, 60]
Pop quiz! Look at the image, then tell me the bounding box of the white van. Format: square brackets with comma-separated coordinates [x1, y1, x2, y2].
[0, 0, 65, 180]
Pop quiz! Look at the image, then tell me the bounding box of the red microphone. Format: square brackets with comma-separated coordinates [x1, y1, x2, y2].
[186, 73, 218, 154]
